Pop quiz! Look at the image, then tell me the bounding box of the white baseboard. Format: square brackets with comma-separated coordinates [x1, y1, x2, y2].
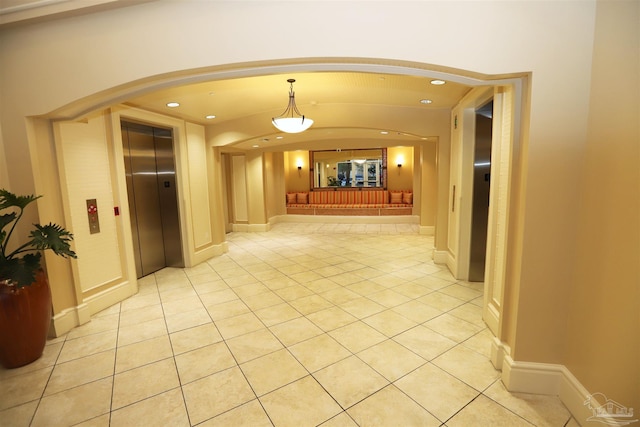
[433, 250, 448, 264]
[50, 303, 90, 337]
[192, 242, 228, 265]
[50, 279, 137, 337]
[419, 225, 434, 235]
[232, 223, 271, 232]
[493, 340, 613, 426]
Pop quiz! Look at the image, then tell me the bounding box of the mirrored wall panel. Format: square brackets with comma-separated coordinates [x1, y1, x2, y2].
[310, 148, 387, 189]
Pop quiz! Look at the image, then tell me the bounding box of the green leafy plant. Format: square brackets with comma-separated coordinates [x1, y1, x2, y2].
[0, 189, 76, 288]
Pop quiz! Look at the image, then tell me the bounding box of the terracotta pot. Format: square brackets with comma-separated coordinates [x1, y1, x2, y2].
[0, 270, 52, 369]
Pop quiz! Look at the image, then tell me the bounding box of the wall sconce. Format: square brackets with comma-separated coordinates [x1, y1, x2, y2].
[296, 159, 303, 176]
[396, 155, 405, 169]
[397, 163, 402, 168]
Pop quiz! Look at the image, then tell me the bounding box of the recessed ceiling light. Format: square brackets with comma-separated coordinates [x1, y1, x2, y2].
[252, 145, 259, 148]
[420, 99, 433, 104]
[205, 115, 216, 119]
[276, 136, 284, 140]
[380, 131, 389, 135]
[430, 79, 446, 85]
[166, 102, 180, 108]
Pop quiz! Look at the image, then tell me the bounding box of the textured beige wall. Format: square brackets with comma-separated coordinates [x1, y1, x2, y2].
[565, 0, 639, 410]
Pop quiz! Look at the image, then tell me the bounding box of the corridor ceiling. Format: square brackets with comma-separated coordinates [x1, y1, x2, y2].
[125, 71, 472, 151]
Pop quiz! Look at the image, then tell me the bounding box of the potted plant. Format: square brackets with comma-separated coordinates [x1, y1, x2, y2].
[0, 189, 76, 369]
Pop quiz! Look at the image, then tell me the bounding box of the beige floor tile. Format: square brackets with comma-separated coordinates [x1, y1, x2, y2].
[191, 278, 228, 295]
[234, 282, 270, 298]
[357, 340, 426, 381]
[391, 299, 443, 323]
[199, 399, 272, 427]
[305, 278, 341, 293]
[112, 358, 180, 410]
[320, 286, 361, 305]
[447, 394, 533, 426]
[182, 366, 255, 425]
[214, 312, 265, 339]
[117, 318, 168, 347]
[269, 316, 324, 346]
[274, 284, 314, 301]
[419, 291, 466, 311]
[432, 344, 500, 391]
[348, 385, 441, 426]
[395, 363, 479, 422]
[338, 297, 386, 319]
[0, 400, 38, 426]
[362, 309, 417, 337]
[74, 413, 110, 426]
[65, 313, 120, 339]
[346, 280, 386, 296]
[206, 299, 251, 321]
[118, 303, 164, 327]
[460, 328, 493, 358]
[199, 288, 239, 306]
[161, 295, 205, 316]
[0, 367, 52, 411]
[439, 283, 483, 301]
[307, 306, 358, 331]
[57, 329, 117, 363]
[169, 322, 223, 355]
[393, 324, 457, 360]
[240, 349, 308, 396]
[175, 341, 237, 384]
[165, 307, 212, 333]
[328, 321, 386, 353]
[115, 335, 173, 373]
[367, 288, 412, 308]
[110, 388, 189, 427]
[226, 328, 284, 363]
[242, 290, 285, 311]
[254, 302, 302, 326]
[260, 376, 343, 426]
[31, 377, 113, 427]
[288, 294, 334, 315]
[319, 412, 359, 426]
[424, 313, 484, 343]
[484, 381, 572, 426]
[314, 355, 388, 409]
[392, 282, 436, 299]
[289, 334, 351, 372]
[45, 350, 115, 395]
[119, 292, 161, 312]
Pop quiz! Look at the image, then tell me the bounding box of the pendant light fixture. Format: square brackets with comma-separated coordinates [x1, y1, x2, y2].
[272, 78, 314, 133]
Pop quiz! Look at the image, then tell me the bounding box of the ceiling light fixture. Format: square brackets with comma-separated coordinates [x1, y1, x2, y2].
[272, 79, 313, 133]
[205, 115, 216, 119]
[430, 79, 446, 85]
[166, 102, 180, 108]
[420, 99, 433, 104]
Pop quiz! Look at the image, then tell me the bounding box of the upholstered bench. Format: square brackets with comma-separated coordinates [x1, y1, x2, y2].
[286, 189, 413, 216]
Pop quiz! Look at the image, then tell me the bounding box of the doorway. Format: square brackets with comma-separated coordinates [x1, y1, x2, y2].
[468, 100, 493, 282]
[121, 121, 184, 278]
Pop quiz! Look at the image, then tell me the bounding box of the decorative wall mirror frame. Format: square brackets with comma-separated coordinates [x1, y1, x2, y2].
[309, 148, 387, 189]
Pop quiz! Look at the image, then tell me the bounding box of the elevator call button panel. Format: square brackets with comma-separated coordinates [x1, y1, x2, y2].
[86, 199, 100, 234]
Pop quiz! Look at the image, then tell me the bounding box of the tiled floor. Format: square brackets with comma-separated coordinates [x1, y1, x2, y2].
[1, 222, 578, 426]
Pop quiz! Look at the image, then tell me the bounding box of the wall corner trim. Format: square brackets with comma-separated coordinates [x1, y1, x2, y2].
[497, 346, 597, 425]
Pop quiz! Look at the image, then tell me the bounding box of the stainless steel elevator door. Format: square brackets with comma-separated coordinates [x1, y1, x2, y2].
[122, 122, 184, 278]
[468, 101, 493, 282]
